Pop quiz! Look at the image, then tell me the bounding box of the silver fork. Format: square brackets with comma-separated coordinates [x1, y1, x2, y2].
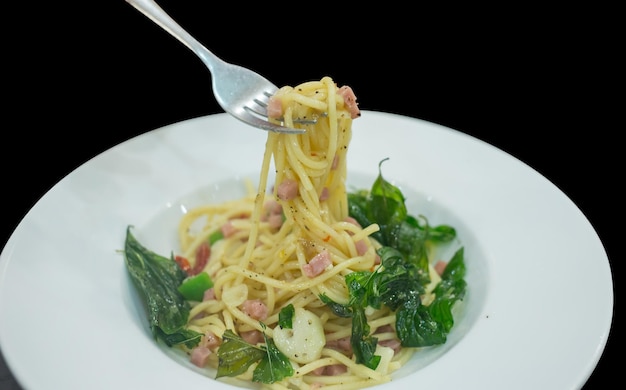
[125, 0, 305, 134]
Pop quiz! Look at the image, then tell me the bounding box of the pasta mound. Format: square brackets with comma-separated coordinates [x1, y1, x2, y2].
[177, 77, 413, 389]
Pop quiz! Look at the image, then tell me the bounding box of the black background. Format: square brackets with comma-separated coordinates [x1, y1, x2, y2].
[2, 1, 618, 389]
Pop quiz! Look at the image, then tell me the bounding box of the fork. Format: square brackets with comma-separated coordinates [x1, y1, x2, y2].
[125, 0, 305, 134]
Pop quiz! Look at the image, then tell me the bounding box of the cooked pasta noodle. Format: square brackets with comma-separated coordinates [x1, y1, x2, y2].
[176, 77, 423, 389]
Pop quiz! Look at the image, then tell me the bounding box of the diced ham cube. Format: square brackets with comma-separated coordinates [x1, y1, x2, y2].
[203, 287, 216, 301]
[241, 299, 269, 320]
[344, 216, 361, 228]
[302, 250, 332, 277]
[337, 86, 360, 119]
[312, 364, 347, 376]
[204, 331, 221, 350]
[190, 346, 211, 367]
[268, 214, 283, 229]
[221, 221, 238, 238]
[267, 96, 283, 119]
[325, 336, 352, 354]
[354, 239, 368, 256]
[434, 260, 447, 276]
[240, 330, 264, 345]
[379, 338, 402, 355]
[319, 187, 330, 201]
[277, 179, 299, 201]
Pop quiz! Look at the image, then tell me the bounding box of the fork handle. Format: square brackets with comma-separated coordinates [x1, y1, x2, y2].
[125, 0, 223, 72]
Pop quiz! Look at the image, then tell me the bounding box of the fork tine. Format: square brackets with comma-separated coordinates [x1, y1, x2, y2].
[242, 89, 274, 119]
[235, 110, 305, 134]
[244, 91, 323, 125]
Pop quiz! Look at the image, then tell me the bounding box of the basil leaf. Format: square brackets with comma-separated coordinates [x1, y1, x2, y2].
[217, 327, 294, 384]
[253, 337, 294, 384]
[216, 330, 265, 378]
[369, 159, 407, 245]
[123, 226, 201, 347]
[278, 304, 295, 329]
[396, 298, 448, 347]
[350, 307, 381, 370]
[319, 293, 352, 318]
[430, 247, 467, 333]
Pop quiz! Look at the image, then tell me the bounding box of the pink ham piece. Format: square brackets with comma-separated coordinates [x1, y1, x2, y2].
[241, 299, 269, 321]
[267, 96, 283, 119]
[434, 260, 447, 276]
[240, 330, 264, 345]
[354, 239, 368, 256]
[302, 250, 332, 277]
[203, 287, 216, 301]
[379, 338, 402, 355]
[319, 187, 330, 201]
[325, 336, 352, 355]
[312, 364, 348, 376]
[344, 217, 368, 256]
[220, 220, 238, 238]
[344, 216, 361, 228]
[375, 325, 401, 354]
[337, 86, 360, 119]
[261, 199, 284, 229]
[277, 179, 299, 201]
[189, 331, 221, 367]
[190, 346, 211, 367]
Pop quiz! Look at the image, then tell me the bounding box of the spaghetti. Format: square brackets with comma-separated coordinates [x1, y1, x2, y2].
[174, 77, 442, 389]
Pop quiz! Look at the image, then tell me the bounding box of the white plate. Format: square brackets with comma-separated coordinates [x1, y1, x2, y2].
[0, 111, 613, 390]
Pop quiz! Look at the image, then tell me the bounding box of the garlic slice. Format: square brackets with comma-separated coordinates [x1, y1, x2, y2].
[273, 307, 325, 364]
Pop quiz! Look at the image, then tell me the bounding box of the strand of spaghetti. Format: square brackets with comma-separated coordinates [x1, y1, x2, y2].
[367, 312, 397, 330]
[390, 347, 416, 368]
[312, 277, 351, 305]
[223, 254, 364, 292]
[188, 299, 224, 319]
[284, 93, 328, 111]
[322, 77, 340, 167]
[272, 274, 346, 303]
[293, 357, 342, 377]
[306, 376, 391, 390]
[284, 141, 318, 193]
[262, 290, 320, 325]
[238, 133, 277, 273]
[288, 197, 343, 243]
[225, 305, 274, 337]
[320, 348, 387, 381]
[187, 317, 226, 339]
[285, 136, 328, 171]
[291, 80, 325, 93]
[256, 244, 298, 276]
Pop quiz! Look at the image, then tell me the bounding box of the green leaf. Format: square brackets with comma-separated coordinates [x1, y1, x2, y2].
[395, 298, 448, 347]
[216, 330, 266, 378]
[369, 159, 407, 246]
[278, 304, 295, 329]
[216, 327, 294, 384]
[123, 226, 201, 347]
[351, 307, 381, 370]
[318, 293, 352, 318]
[430, 247, 467, 333]
[428, 224, 457, 243]
[253, 337, 294, 384]
[396, 247, 467, 346]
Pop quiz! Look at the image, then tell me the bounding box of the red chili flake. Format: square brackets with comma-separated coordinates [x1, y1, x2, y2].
[174, 255, 191, 274]
[190, 242, 210, 275]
